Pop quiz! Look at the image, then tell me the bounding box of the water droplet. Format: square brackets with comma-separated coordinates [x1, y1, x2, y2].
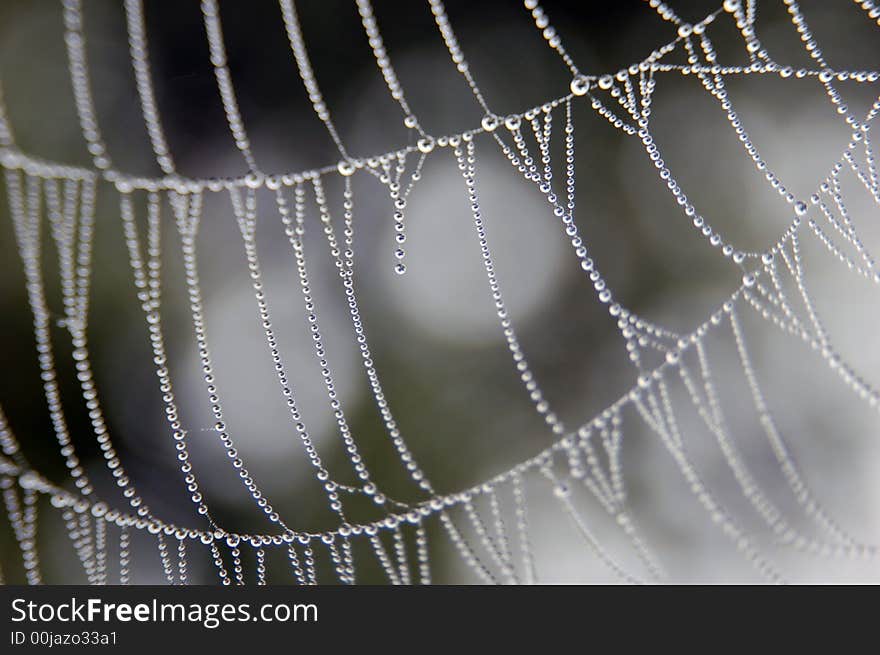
[337, 160, 355, 177]
[481, 115, 499, 132]
[570, 75, 590, 96]
[394, 263, 406, 275]
[723, 0, 741, 13]
[244, 172, 263, 189]
[794, 201, 808, 216]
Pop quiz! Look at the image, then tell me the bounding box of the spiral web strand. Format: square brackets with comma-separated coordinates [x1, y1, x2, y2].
[1, 0, 880, 584]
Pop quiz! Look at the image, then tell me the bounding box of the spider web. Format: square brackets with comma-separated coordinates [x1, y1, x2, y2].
[1, 0, 880, 585]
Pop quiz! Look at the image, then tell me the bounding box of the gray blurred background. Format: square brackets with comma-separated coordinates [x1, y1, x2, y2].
[1, 0, 879, 584]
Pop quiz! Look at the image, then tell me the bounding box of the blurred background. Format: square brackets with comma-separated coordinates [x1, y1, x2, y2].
[1, 0, 879, 584]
